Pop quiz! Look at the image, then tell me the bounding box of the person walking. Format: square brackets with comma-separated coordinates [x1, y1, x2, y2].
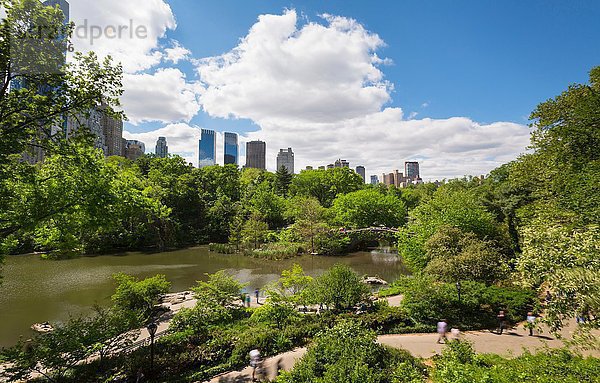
[526, 311, 536, 336]
[437, 319, 448, 344]
[255, 288, 260, 304]
[497, 310, 506, 334]
[249, 348, 264, 382]
[246, 294, 251, 307]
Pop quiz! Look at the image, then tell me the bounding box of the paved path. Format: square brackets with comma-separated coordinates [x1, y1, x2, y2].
[203, 320, 599, 383]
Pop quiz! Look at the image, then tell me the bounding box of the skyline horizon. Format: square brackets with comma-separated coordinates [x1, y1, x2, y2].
[56, 1, 600, 180]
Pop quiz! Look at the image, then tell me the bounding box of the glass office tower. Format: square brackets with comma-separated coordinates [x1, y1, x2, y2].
[199, 129, 216, 168]
[223, 132, 238, 165]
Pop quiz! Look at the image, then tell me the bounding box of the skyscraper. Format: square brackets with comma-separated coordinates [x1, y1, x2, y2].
[199, 129, 216, 168]
[370, 175, 379, 185]
[405, 161, 420, 180]
[100, 103, 123, 156]
[155, 137, 168, 158]
[276, 148, 294, 174]
[334, 159, 349, 168]
[245, 140, 266, 170]
[124, 140, 146, 161]
[223, 132, 238, 165]
[355, 166, 366, 182]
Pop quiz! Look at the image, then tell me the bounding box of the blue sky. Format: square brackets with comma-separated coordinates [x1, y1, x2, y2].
[166, 0, 600, 125]
[68, 0, 600, 179]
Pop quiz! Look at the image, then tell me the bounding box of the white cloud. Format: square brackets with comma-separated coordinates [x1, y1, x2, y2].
[69, 0, 177, 73]
[245, 108, 531, 180]
[121, 68, 202, 125]
[164, 40, 191, 64]
[197, 10, 391, 123]
[124, 123, 201, 165]
[192, 10, 531, 179]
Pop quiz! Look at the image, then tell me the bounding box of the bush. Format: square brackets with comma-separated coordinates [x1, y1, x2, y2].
[433, 345, 600, 383]
[276, 321, 426, 383]
[209, 242, 237, 254]
[393, 275, 535, 330]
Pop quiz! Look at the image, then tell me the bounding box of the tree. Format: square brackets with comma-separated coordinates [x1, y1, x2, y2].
[423, 226, 509, 284]
[0, 309, 137, 382]
[275, 165, 293, 197]
[192, 270, 246, 307]
[0, 0, 123, 246]
[331, 189, 406, 229]
[290, 168, 364, 207]
[288, 196, 329, 253]
[111, 273, 171, 321]
[398, 187, 510, 271]
[308, 264, 369, 311]
[241, 213, 269, 249]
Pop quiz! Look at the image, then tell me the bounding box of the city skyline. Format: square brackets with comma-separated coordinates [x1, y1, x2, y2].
[65, 1, 600, 179]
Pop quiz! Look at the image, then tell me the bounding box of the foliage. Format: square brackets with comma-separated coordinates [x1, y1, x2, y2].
[287, 196, 330, 253]
[0, 308, 138, 382]
[241, 213, 269, 249]
[433, 342, 600, 383]
[275, 165, 293, 197]
[290, 168, 364, 207]
[423, 226, 510, 284]
[111, 273, 171, 321]
[305, 264, 370, 311]
[192, 270, 247, 307]
[276, 321, 426, 383]
[331, 189, 406, 229]
[0, 0, 123, 248]
[393, 275, 535, 329]
[398, 187, 510, 271]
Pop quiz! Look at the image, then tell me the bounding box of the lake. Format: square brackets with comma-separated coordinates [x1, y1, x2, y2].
[0, 246, 407, 347]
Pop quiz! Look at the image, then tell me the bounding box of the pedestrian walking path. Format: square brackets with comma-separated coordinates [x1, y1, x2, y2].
[203, 320, 599, 383]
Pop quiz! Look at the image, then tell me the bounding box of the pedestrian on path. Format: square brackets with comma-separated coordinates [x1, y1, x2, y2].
[246, 294, 251, 307]
[526, 311, 536, 336]
[437, 319, 448, 344]
[249, 348, 264, 382]
[497, 310, 506, 334]
[255, 288, 260, 304]
[450, 327, 461, 340]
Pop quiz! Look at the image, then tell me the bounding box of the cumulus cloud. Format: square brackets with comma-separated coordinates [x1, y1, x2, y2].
[69, 0, 177, 73]
[110, 8, 531, 179]
[121, 68, 202, 125]
[164, 40, 191, 64]
[191, 9, 531, 179]
[197, 10, 391, 123]
[245, 108, 530, 180]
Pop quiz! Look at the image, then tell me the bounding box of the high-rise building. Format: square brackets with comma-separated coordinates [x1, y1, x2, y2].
[405, 161, 420, 180]
[99, 103, 123, 156]
[370, 175, 379, 185]
[124, 140, 146, 161]
[155, 137, 168, 158]
[223, 132, 238, 165]
[355, 166, 366, 182]
[276, 148, 294, 174]
[334, 159, 349, 168]
[245, 140, 266, 170]
[198, 129, 216, 168]
[66, 108, 107, 155]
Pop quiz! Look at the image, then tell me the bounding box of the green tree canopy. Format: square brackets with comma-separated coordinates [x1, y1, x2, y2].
[331, 189, 406, 229]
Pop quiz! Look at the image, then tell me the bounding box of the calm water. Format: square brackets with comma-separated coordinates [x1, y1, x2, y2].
[0, 246, 407, 347]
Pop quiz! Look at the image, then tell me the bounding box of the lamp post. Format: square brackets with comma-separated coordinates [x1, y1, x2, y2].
[147, 322, 158, 371]
[455, 281, 462, 304]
